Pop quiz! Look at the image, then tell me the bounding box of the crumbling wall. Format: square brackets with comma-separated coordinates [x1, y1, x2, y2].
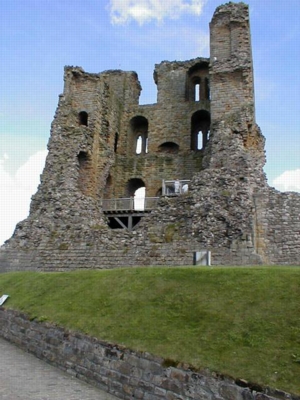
[210, 2, 254, 121]
[254, 189, 300, 265]
[0, 2, 299, 272]
[107, 57, 210, 198]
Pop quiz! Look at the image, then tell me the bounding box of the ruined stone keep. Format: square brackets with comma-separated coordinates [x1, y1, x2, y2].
[1, 2, 299, 271]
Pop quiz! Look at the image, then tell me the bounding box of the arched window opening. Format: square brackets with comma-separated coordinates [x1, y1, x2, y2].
[78, 111, 88, 126]
[114, 132, 119, 153]
[126, 178, 145, 197]
[187, 62, 209, 101]
[158, 142, 179, 154]
[129, 116, 148, 155]
[125, 178, 146, 211]
[191, 110, 211, 151]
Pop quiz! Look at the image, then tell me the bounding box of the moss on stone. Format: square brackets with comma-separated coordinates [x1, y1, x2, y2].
[58, 243, 69, 250]
[164, 224, 177, 243]
[149, 234, 163, 243]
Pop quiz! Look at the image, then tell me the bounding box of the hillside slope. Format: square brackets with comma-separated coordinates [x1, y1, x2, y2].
[0, 267, 299, 394]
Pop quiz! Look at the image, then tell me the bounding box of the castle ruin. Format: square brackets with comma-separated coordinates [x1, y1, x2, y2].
[1, 2, 299, 271]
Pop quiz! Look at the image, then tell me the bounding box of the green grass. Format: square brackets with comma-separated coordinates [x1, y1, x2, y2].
[0, 267, 300, 394]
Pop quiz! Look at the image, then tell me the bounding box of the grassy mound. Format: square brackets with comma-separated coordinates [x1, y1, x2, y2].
[0, 267, 299, 394]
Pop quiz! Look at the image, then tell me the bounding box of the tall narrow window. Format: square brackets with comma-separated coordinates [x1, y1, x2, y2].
[129, 116, 149, 155]
[187, 62, 209, 101]
[78, 111, 88, 126]
[195, 82, 200, 101]
[191, 110, 211, 151]
[196, 130, 210, 150]
[114, 132, 119, 153]
[145, 138, 148, 154]
[197, 131, 203, 150]
[136, 136, 142, 154]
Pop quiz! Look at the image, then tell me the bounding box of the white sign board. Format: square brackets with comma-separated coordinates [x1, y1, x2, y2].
[0, 295, 9, 306]
[193, 251, 211, 266]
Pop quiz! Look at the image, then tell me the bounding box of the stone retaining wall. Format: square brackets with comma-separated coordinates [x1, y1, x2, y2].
[0, 308, 298, 400]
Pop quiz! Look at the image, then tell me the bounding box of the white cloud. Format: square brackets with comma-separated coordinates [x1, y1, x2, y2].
[272, 169, 300, 193]
[109, 0, 206, 25]
[0, 150, 47, 245]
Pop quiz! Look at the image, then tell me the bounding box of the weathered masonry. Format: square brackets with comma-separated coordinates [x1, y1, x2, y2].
[1, 2, 299, 271]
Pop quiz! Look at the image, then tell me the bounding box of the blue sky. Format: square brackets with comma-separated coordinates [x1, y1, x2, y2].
[0, 0, 299, 244]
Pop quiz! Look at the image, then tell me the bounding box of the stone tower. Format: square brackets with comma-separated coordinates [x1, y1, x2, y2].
[1, 2, 299, 271]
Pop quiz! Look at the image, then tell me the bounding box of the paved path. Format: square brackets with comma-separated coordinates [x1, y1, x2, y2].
[0, 337, 119, 400]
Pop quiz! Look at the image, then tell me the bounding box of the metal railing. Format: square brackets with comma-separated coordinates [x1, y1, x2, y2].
[102, 197, 159, 212]
[162, 179, 190, 196]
